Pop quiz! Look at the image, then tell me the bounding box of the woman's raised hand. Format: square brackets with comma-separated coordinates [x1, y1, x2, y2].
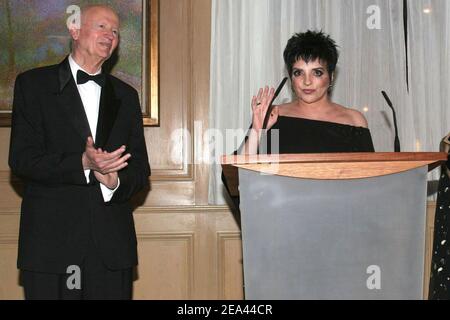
[251, 86, 278, 130]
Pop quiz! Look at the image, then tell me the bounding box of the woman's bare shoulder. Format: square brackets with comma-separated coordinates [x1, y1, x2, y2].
[276, 102, 297, 116]
[345, 107, 369, 128]
[334, 104, 369, 128]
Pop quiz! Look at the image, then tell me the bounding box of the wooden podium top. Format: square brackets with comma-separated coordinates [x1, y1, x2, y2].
[221, 152, 447, 196]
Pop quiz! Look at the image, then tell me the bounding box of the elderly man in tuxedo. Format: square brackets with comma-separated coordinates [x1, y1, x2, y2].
[9, 4, 150, 299]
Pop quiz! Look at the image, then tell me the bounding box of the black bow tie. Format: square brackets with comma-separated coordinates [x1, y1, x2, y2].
[76, 70, 106, 87]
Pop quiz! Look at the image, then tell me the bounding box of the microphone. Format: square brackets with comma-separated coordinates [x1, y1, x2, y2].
[381, 91, 401, 152]
[262, 77, 288, 129]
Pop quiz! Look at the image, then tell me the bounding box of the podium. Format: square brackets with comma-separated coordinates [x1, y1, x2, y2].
[221, 152, 447, 300]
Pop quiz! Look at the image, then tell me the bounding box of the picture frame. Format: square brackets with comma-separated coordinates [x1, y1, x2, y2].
[143, 0, 159, 126]
[0, 0, 159, 127]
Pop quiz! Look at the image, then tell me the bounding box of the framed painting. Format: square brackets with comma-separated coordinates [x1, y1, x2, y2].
[0, 0, 159, 126]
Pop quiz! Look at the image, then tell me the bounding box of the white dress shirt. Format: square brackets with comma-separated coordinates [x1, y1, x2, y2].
[68, 55, 120, 202]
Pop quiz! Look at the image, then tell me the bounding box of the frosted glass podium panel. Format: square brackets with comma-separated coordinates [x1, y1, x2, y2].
[238, 167, 428, 300]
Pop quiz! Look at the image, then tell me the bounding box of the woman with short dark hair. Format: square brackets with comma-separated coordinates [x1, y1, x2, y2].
[243, 30, 375, 154]
[284, 30, 339, 80]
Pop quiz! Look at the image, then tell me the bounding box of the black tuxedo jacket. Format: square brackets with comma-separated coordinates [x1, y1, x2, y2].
[9, 57, 150, 274]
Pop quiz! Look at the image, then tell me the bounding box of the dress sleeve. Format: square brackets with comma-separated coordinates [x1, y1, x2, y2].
[359, 128, 375, 152]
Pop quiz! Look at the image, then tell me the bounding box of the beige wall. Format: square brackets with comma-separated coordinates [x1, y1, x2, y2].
[0, 0, 438, 300]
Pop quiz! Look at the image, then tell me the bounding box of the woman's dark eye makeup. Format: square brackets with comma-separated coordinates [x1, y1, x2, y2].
[313, 69, 324, 77]
[292, 68, 324, 77]
[293, 69, 302, 77]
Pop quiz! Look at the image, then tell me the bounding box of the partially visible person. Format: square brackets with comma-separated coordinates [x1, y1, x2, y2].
[9, 4, 150, 299]
[429, 133, 450, 299]
[242, 30, 374, 155]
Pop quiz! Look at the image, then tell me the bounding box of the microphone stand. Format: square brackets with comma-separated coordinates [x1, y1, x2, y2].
[381, 91, 401, 152]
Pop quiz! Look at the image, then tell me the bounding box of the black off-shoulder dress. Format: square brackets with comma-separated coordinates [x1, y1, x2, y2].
[222, 116, 375, 211]
[265, 116, 374, 153]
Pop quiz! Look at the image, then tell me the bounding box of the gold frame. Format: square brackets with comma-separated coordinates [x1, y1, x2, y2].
[144, 0, 160, 126]
[0, 0, 159, 127]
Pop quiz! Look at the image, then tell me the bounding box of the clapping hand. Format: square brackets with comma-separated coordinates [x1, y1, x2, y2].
[82, 137, 131, 189]
[82, 137, 130, 174]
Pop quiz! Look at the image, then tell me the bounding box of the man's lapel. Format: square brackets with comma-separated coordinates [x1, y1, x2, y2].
[56, 57, 93, 142]
[95, 76, 120, 149]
